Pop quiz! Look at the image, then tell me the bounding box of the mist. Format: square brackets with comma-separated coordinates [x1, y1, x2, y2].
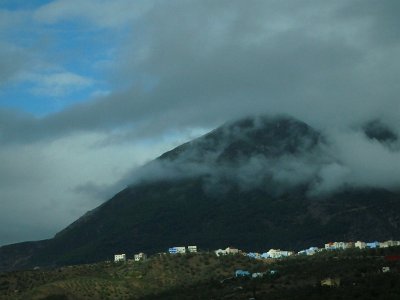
[115, 116, 400, 198]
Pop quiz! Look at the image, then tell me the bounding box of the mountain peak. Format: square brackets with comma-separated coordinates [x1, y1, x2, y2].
[363, 119, 398, 143]
[160, 115, 322, 164]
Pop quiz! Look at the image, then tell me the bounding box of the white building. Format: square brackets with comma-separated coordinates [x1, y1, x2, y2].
[252, 272, 264, 278]
[380, 241, 390, 248]
[169, 246, 186, 254]
[187, 245, 197, 253]
[298, 247, 319, 256]
[267, 249, 280, 258]
[225, 247, 239, 254]
[267, 249, 293, 259]
[335, 242, 346, 249]
[325, 242, 335, 250]
[134, 252, 147, 261]
[247, 252, 262, 259]
[355, 241, 366, 249]
[326, 241, 355, 250]
[215, 247, 241, 256]
[380, 240, 400, 248]
[114, 254, 126, 262]
[215, 249, 227, 256]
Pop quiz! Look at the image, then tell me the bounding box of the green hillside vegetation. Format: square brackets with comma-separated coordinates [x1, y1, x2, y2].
[1, 247, 400, 299]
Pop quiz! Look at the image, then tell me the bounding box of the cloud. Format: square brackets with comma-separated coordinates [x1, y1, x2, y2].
[117, 116, 400, 198]
[1, 0, 395, 141]
[1, 0, 399, 145]
[0, 130, 186, 246]
[0, 9, 30, 30]
[325, 129, 400, 191]
[2, 0, 400, 245]
[118, 116, 327, 194]
[0, 42, 32, 85]
[22, 71, 94, 97]
[34, 0, 154, 28]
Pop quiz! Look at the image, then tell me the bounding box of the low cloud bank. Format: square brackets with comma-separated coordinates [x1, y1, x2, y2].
[121, 116, 400, 197]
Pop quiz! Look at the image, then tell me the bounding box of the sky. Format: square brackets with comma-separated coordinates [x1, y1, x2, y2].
[1, 0, 400, 246]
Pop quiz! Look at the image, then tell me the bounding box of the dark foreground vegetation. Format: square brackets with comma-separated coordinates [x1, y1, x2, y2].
[1, 246, 400, 299]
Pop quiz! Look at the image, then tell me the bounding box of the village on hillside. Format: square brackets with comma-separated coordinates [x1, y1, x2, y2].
[110, 239, 400, 287]
[113, 239, 400, 263]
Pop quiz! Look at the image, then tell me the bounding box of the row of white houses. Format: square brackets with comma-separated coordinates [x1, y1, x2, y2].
[114, 239, 400, 262]
[324, 240, 400, 251]
[216, 240, 400, 260]
[114, 246, 198, 262]
[114, 252, 147, 262]
[168, 245, 198, 254]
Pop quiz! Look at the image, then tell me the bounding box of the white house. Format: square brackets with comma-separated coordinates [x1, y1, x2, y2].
[267, 249, 292, 258]
[298, 247, 319, 256]
[169, 246, 186, 254]
[335, 242, 346, 249]
[187, 246, 197, 253]
[380, 240, 400, 248]
[215, 247, 239, 255]
[261, 252, 270, 259]
[114, 254, 126, 262]
[225, 247, 239, 254]
[267, 249, 281, 258]
[325, 242, 336, 250]
[215, 249, 227, 256]
[252, 272, 264, 278]
[247, 252, 262, 259]
[325, 241, 355, 250]
[134, 252, 147, 261]
[355, 241, 366, 249]
[366, 241, 380, 249]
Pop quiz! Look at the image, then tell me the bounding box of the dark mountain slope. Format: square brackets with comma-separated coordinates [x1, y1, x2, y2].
[1, 115, 400, 271]
[363, 119, 398, 143]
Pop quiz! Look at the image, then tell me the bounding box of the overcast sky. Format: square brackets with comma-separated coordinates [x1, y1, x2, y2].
[1, 0, 400, 246]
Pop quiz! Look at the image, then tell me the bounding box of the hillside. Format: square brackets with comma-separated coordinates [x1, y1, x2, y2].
[1, 115, 400, 271]
[2, 247, 400, 299]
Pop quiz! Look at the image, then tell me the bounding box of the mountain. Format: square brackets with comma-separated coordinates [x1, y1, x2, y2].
[363, 119, 398, 143]
[1, 115, 400, 272]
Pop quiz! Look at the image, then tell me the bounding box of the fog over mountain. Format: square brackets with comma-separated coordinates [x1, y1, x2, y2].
[1, 0, 400, 246]
[97, 115, 400, 200]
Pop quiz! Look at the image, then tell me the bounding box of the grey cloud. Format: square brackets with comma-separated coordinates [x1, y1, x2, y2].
[73, 182, 116, 202]
[113, 115, 400, 198]
[338, 0, 400, 46]
[114, 116, 331, 196]
[0, 42, 32, 84]
[3, 0, 400, 143]
[34, 0, 154, 28]
[2, 0, 400, 245]
[0, 129, 178, 246]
